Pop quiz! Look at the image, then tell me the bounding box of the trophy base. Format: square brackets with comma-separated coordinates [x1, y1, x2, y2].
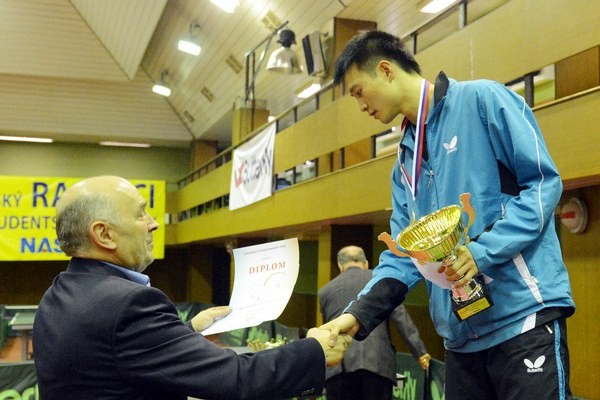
[451, 275, 494, 321]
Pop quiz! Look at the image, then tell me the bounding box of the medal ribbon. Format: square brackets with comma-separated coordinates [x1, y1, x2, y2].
[400, 79, 431, 199]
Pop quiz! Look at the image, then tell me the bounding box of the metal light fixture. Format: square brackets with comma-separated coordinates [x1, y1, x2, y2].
[152, 70, 171, 97]
[178, 23, 201, 56]
[242, 21, 301, 134]
[266, 29, 302, 74]
[244, 21, 291, 103]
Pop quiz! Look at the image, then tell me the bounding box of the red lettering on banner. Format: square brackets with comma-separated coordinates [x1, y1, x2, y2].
[249, 261, 286, 274]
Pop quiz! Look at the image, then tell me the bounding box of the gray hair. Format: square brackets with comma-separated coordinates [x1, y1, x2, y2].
[56, 193, 121, 255]
[337, 246, 367, 265]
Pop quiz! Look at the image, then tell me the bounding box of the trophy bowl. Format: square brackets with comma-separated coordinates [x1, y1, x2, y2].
[390, 194, 494, 320]
[397, 205, 464, 262]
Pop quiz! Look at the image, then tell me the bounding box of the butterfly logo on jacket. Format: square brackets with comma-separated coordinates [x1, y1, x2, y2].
[443, 136, 458, 154]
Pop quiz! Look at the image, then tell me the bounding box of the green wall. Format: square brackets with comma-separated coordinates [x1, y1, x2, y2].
[0, 142, 190, 192]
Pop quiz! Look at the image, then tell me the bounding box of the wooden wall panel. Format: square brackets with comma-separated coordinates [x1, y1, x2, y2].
[190, 140, 218, 171]
[559, 186, 600, 400]
[176, 162, 232, 211]
[555, 46, 600, 99]
[535, 89, 600, 185]
[417, 0, 600, 84]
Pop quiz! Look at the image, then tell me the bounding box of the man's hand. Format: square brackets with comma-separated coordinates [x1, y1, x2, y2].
[319, 313, 360, 347]
[417, 353, 431, 369]
[306, 327, 352, 366]
[437, 245, 479, 288]
[191, 306, 232, 332]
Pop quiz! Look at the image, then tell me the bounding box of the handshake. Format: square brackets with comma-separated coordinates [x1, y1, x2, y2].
[306, 327, 352, 366]
[307, 313, 361, 366]
[195, 306, 358, 367]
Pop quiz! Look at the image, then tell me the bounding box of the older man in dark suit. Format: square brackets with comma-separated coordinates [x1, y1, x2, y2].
[318, 245, 430, 400]
[33, 175, 350, 400]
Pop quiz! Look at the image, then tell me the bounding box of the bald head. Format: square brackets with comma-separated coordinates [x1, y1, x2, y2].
[56, 176, 159, 271]
[57, 176, 135, 216]
[337, 245, 369, 272]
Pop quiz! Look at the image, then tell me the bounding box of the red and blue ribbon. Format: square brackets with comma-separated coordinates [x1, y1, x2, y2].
[400, 79, 431, 199]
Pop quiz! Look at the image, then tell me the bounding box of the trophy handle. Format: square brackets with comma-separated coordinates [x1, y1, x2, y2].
[378, 232, 410, 258]
[459, 193, 476, 244]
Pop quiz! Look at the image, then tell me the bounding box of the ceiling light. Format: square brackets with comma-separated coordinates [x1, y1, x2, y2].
[0, 135, 53, 143]
[99, 141, 151, 148]
[267, 29, 302, 74]
[178, 40, 201, 56]
[210, 0, 239, 13]
[152, 70, 171, 97]
[178, 23, 201, 56]
[152, 83, 171, 97]
[296, 82, 322, 99]
[419, 0, 457, 13]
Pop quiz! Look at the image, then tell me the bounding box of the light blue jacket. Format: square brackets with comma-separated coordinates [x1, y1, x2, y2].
[353, 76, 575, 353]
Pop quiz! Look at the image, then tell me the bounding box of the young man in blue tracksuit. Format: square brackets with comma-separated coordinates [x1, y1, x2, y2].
[321, 30, 575, 399]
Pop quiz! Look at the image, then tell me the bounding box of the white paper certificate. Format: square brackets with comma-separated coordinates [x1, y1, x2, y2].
[201, 238, 299, 335]
[410, 257, 452, 289]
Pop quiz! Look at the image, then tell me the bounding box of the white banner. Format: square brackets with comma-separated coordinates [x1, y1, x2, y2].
[229, 124, 276, 210]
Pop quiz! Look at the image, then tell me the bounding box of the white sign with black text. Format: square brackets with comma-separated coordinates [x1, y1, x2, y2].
[228, 123, 276, 210]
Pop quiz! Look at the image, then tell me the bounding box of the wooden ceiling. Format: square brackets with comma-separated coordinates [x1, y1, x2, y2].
[0, 0, 503, 149]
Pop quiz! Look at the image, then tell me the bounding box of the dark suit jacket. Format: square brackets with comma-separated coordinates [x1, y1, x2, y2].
[318, 267, 427, 382]
[33, 258, 325, 400]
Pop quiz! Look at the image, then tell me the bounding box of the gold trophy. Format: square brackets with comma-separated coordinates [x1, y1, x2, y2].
[396, 193, 493, 321]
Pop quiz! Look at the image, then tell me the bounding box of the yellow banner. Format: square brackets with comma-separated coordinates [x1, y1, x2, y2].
[0, 176, 165, 261]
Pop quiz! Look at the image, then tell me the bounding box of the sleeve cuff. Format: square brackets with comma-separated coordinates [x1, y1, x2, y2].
[345, 278, 408, 340]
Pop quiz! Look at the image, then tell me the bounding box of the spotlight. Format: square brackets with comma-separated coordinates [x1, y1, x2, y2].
[267, 29, 302, 74]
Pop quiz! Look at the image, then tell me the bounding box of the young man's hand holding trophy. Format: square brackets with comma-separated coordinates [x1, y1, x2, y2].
[383, 193, 493, 321]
